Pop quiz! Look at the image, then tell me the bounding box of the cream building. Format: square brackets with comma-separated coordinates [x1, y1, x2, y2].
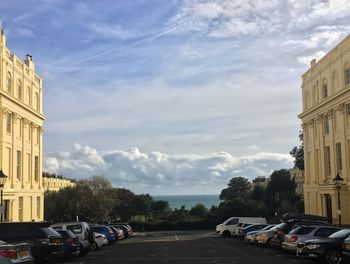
[0, 25, 45, 222]
[43, 174, 76, 192]
[299, 34, 350, 226]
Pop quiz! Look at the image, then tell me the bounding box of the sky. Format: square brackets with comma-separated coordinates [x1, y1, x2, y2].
[1, 0, 349, 195]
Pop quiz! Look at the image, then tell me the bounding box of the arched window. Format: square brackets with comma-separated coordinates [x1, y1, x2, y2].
[345, 63, 350, 85]
[6, 72, 12, 92]
[322, 79, 328, 98]
[17, 79, 22, 100]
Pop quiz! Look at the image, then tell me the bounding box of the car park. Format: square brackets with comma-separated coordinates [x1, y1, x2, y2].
[55, 230, 81, 258]
[296, 229, 350, 264]
[108, 224, 132, 238]
[282, 225, 341, 252]
[51, 221, 91, 256]
[0, 222, 64, 263]
[254, 223, 285, 246]
[0, 240, 34, 264]
[244, 225, 276, 243]
[110, 226, 125, 240]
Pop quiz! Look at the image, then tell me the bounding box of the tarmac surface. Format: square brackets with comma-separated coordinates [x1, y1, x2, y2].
[65, 230, 314, 264]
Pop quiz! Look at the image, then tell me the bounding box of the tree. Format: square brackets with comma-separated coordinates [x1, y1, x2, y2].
[82, 175, 112, 194]
[190, 204, 208, 219]
[251, 185, 264, 201]
[152, 200, 171, 217]
[290, 131, 304, 170]
[219, 177, 251, 201]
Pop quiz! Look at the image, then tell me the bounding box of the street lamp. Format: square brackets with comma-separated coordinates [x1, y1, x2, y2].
[332, 173, 344, 227]
[0, 169, 8, 222]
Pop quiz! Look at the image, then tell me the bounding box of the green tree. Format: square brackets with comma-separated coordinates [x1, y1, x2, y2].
[251, 184, 264, 201]
[219, 177, 251, 201]
[152, 200, 171, 217]
[290, 131, 304, 170]
[190, 204, 208, 219]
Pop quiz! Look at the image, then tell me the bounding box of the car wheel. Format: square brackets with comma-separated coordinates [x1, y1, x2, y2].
[323, 249, 342, 264]
[222, 230, 231, 238]
[90, 242, 98, 251]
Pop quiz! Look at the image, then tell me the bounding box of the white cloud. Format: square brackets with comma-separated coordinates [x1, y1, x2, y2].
[44, 144, 293, 195]
[297, 50, 326, 66]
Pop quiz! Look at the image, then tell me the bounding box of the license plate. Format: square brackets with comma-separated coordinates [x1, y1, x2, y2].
[19, 250, 30, 258]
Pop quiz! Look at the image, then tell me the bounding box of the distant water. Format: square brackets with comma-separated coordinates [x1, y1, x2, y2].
[153, 194, 221, 210]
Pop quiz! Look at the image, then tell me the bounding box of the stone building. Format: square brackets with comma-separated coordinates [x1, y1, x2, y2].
[299, 33, 350, 225]
[289, 168, 304, 197]
[0, 25, 45, 222]
[43, 173, 76, 192]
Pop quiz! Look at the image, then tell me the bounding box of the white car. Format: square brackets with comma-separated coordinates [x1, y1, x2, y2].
[216, 217, 267, 237]
[90, 232, 109, 251]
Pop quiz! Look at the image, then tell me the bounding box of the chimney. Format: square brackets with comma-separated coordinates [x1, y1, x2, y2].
[25, 54, 35, 70]
[26, 54, 33, 61]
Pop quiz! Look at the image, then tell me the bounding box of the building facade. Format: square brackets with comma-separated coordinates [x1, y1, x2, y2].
[43, 173, 76, 192]
[0, 25, 45, 222]
[299, 34, 350, 225]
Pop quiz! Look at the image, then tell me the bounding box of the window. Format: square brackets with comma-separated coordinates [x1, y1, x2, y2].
[37, 196, 41, 219]
[34, 156, 39, 182]
[324, 116, 330, 134]
[30, 196, 33, 220]
[18, 197, 23, 222]
[17, 79, 22, 100]
[345, 67, 350, 85]
[6, 112, 12, 133]
[35, 92, 39, 111]
[336, 143, 342, 172]
[6, 72, 12, 92]
[347, 104, 350, 115]
[27, 123, 31, 141]
[26, 86, 31, 106]
[325, 146, 331, 178]
[19, 119, 23, 138]
[16, 150, 21, 180]
[323, 82, 328, 98]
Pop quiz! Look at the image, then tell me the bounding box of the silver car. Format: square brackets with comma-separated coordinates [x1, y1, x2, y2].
[0, 240, 33, 264]
[282, 225, 341, 252]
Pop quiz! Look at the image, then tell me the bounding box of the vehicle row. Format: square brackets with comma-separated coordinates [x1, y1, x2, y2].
[216, 213, 350, 264]
[0, 221, 133, 263]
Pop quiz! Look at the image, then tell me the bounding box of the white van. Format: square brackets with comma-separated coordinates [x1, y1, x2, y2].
[216, 217, 267, 237]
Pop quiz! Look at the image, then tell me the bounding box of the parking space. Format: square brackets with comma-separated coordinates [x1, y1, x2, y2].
[65, 231, 314, 264]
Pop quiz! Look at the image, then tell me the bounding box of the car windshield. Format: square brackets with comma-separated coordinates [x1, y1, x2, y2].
[261, 225, 274, 231]
[272, 223, 285, 231]
[329, 229, 350, 239]
[41, 227, 61, 237]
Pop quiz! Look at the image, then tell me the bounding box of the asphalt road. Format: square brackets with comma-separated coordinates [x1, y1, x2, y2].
[65, 231, 314, 264]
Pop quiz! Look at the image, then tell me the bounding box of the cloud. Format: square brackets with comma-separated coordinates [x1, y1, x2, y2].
[43, 144, 293, 195]
[297, 50, 327, 66]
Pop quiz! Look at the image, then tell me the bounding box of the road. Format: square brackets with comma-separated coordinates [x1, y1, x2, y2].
[66, 230, 314, 264]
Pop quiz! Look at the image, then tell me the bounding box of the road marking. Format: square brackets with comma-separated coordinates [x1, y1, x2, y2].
[175, 235, 179, 241]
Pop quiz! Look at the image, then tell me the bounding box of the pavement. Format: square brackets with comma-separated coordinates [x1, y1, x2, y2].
[65, 230, 314, 264]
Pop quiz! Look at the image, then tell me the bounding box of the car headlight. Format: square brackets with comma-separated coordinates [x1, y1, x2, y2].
[306, 244, 321, 250]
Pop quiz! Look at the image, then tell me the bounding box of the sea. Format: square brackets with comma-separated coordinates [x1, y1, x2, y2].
[153, 194, 221, 210]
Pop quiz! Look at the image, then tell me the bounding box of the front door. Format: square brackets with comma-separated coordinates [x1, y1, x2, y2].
[324, 194, 333, 225]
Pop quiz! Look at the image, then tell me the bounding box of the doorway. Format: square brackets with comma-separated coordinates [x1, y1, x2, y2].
[324, 194, 332, 225]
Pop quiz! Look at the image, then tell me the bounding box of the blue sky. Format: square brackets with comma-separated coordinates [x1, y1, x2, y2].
[1, 0, 349, 194]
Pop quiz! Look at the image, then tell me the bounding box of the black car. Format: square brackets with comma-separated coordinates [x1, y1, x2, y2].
[0, 222, 64, 263]
[296, 229, 350, 264]
[270, 213, 330, 248]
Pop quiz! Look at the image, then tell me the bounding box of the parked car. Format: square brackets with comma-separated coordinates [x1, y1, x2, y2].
[0, 222, 64, 263]
[270, 213, 330, 248]
[55, 230, 81, 258]
[215, 217, 267, 237]
[343, 236, 350, 263]
[296, 229, 350, 264]
[108, 224, 132, 238]
[244, 225, 276, 243]
[90, 232, 108, 251]
[282, 226, 341, 252]
[0, 240, 33, 264]
[254, 223, 285, 246]
[51, 221, 91, 255]
[238, 224, 269, 240]
[110, 226, 124, 240]
[90, 225, 116, 244]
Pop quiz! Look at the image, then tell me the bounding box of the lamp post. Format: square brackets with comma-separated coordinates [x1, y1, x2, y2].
[332, 173, 344, 227]
[0, 169, 8, 222]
